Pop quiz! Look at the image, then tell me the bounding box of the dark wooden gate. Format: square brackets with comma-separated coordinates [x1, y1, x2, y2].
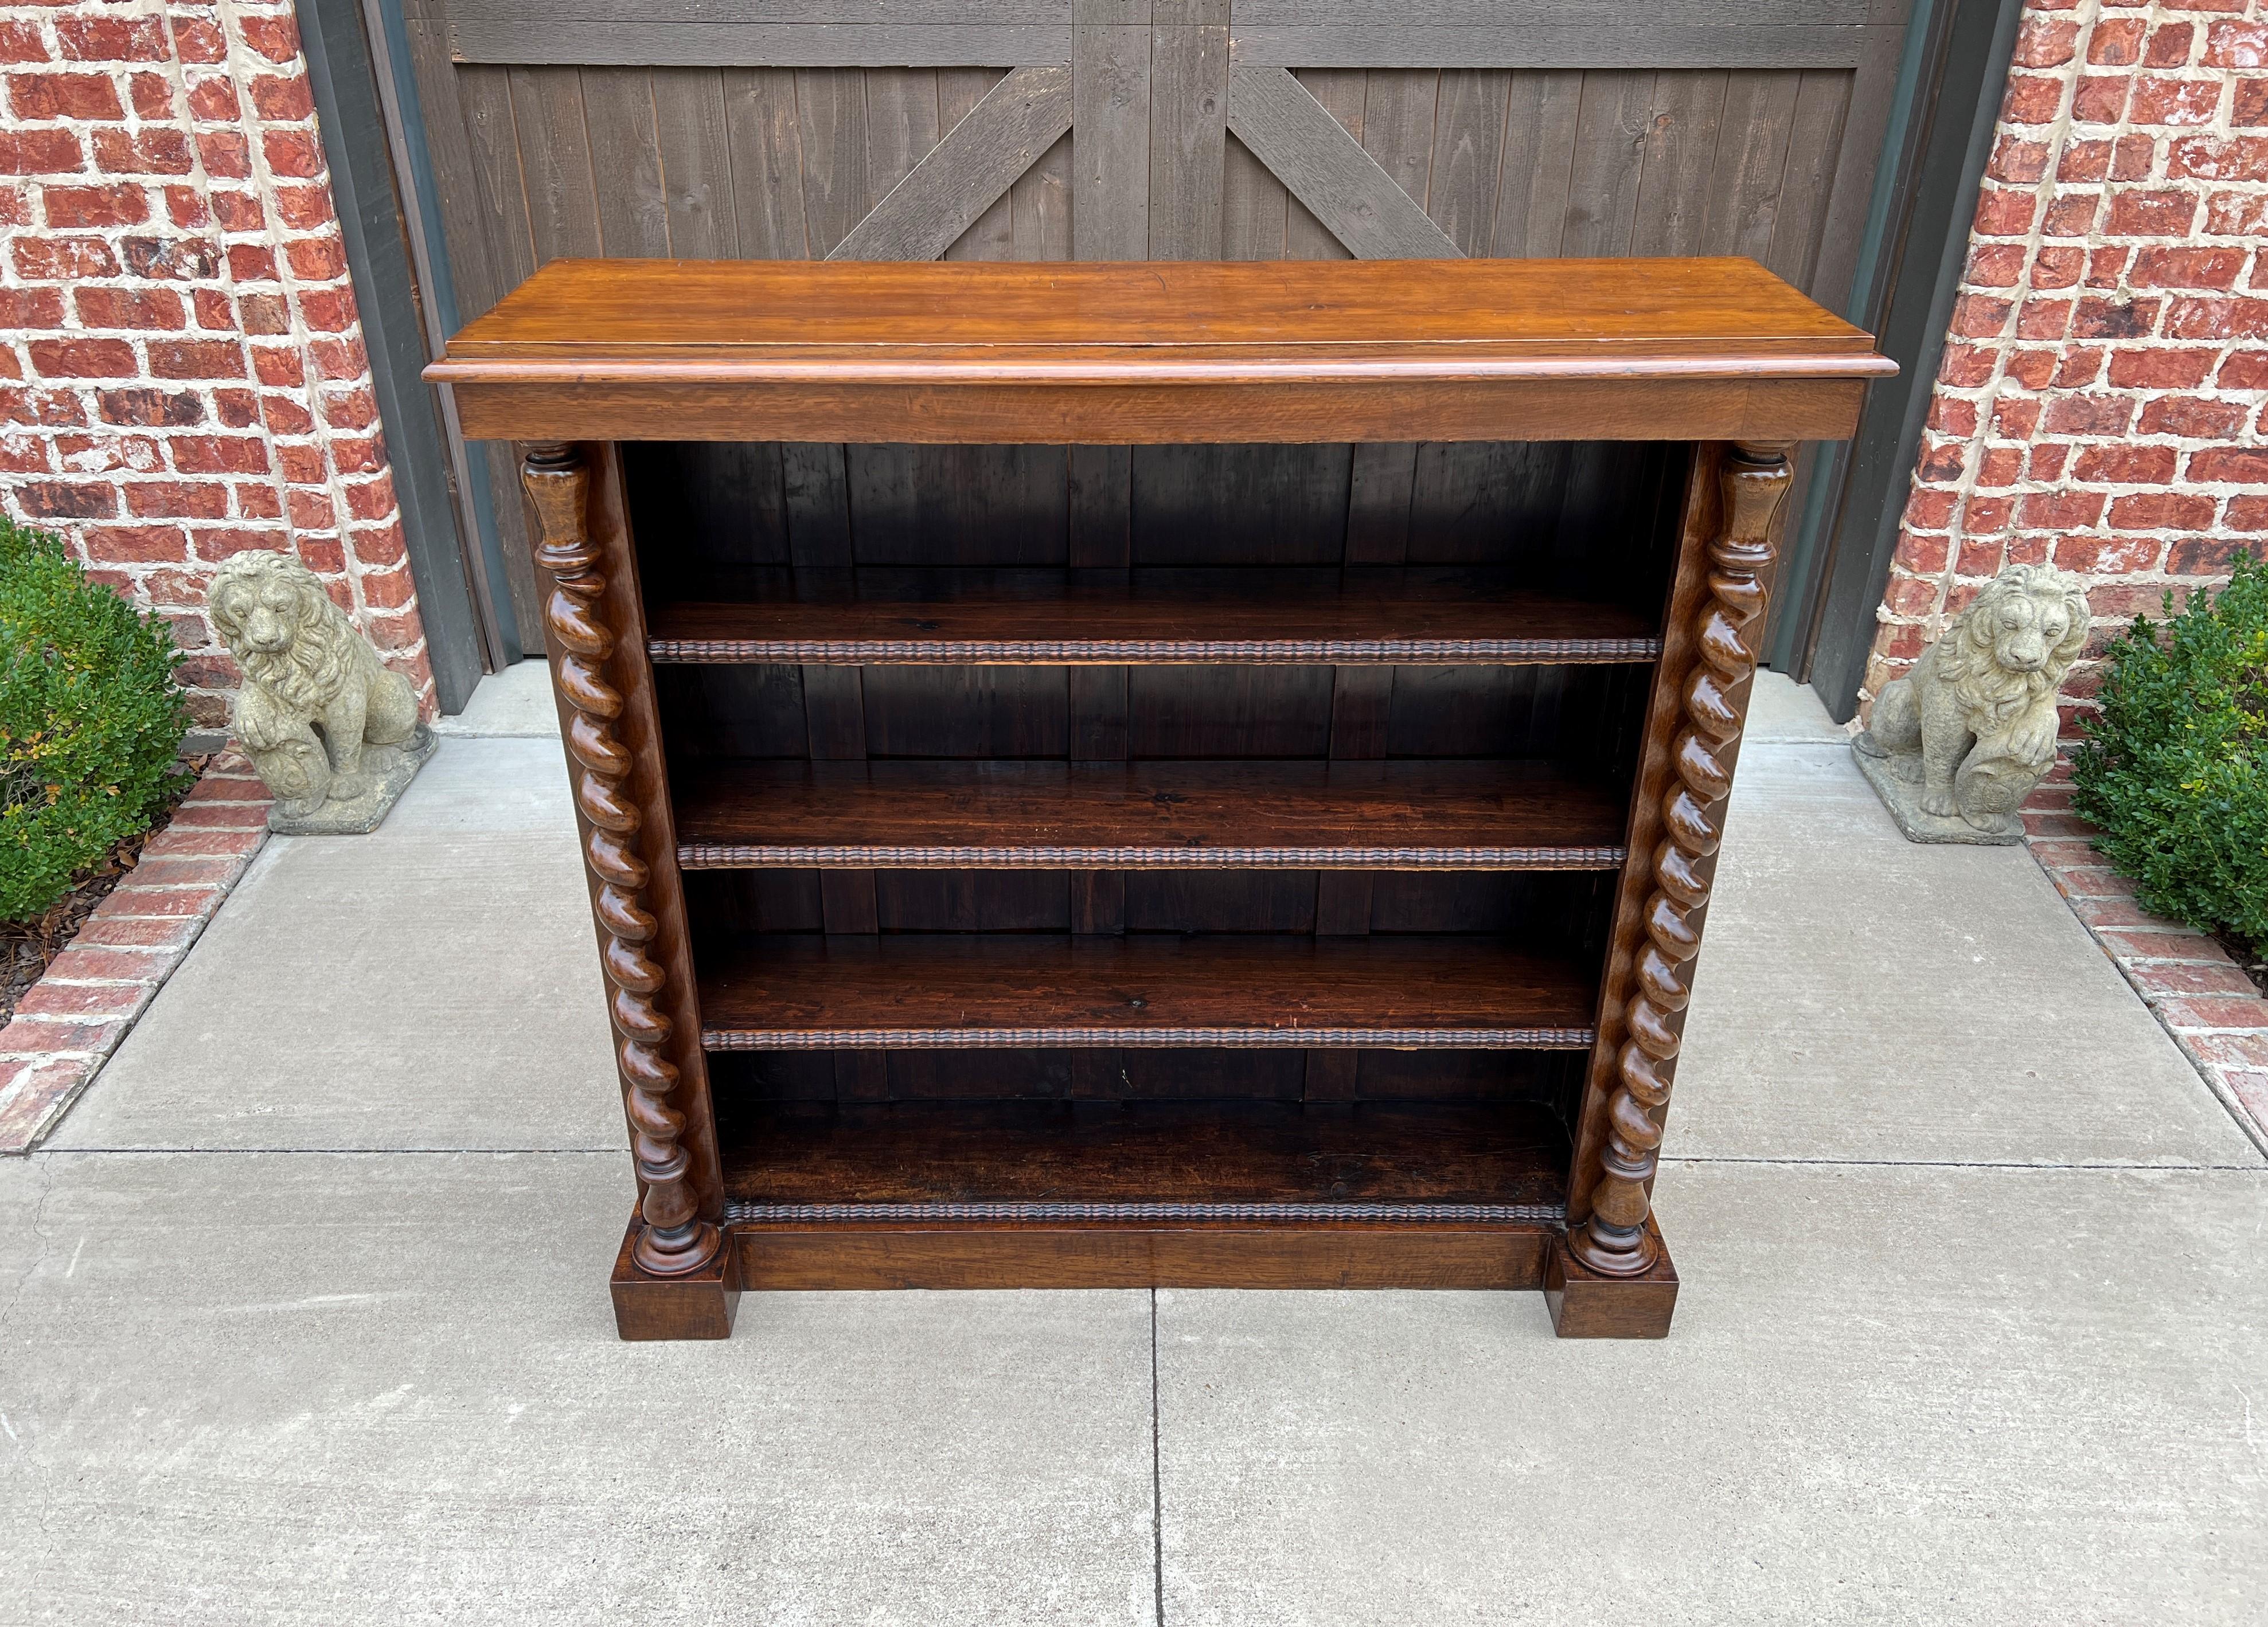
[398, 0, 1913, 654]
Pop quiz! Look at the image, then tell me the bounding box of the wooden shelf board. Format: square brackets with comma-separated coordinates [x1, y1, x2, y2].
[647, 571, 1660, 666]
[439, 259, 1888, 369]
[698, 934, 1596, 1050]
[717, 1098, 1570, 1211]
[674, 760, 1629, 871]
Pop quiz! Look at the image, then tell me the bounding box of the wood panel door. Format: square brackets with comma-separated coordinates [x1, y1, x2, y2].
[399, 0, 1911, 650]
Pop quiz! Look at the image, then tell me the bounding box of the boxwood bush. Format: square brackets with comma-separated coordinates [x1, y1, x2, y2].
[1, 516, 191, 924]
[2072, 553, 2267, 958]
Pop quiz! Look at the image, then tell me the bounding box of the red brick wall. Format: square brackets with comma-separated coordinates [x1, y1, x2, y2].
[1865, 0, 2268, 730]
[0, 0, 432, 726]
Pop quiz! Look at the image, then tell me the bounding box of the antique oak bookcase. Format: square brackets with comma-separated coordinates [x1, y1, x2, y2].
[431, 258, 1887, 1341]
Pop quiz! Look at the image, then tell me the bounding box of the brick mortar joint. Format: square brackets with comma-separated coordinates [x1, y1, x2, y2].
[1, 0, 437, 710]
[1863, 0, 2268, 710]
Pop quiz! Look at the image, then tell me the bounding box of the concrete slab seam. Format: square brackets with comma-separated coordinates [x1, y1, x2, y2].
[0, 754, 272, 1156]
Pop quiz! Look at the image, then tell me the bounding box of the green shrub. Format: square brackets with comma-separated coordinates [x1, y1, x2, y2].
[2072, 552, 2268, 957]
[1, 515, 192, 923]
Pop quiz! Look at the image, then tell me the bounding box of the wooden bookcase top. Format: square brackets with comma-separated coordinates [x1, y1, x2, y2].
[432, 257, 1892, 444]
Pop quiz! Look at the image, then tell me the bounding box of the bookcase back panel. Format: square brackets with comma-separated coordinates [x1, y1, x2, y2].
[629, 433, 1687, 1144]
[623, 440, 1683, 612]
[708, 1047, 1586, 1110]
[657, 663, 1650, 773]
[684, 869, 1616, 946]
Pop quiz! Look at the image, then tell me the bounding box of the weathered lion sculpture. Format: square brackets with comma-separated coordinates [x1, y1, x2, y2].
[209, 551, 423, 820]
[1855, 562, 2090, 835]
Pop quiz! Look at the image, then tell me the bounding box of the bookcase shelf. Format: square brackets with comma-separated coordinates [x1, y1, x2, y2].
[673, 760, 1630, 871]
[645, 570, 1662, 666]
[434, 255, 1885, 1338]
[697, 934, 1598, 1051]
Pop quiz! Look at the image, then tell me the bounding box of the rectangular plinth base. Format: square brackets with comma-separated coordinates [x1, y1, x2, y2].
[610, 1218, 743, 1340]
[1545, 1218, 1680, 1338]
[600, 1219, 1684, 1339]
[735, 1222, 1552, 1290]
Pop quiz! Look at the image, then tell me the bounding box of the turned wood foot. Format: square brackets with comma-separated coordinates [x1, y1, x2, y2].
[1547, 1218, 1678, 1339]
[611, 1214, 741, 1340]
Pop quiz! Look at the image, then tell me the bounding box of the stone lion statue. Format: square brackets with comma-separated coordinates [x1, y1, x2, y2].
[210, 551, 423, 820]
[1855, 562, 2090, 835]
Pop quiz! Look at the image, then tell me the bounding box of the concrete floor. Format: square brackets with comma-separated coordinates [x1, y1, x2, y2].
[3, 671, 2263, 1625]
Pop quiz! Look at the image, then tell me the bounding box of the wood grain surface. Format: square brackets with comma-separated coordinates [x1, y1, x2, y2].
[673, 758, 1629, 870]
[716, 1097, 1570, 1206]
[698, 933, 1596, 1047]
[730, 1222, 1554, 1290]
[435, 256, 1886, 361]
[646, 569, 1661, 664]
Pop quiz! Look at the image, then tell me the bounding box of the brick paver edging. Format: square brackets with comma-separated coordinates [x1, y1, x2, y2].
[0, 752, 270, 1152]
[2024, 765, 2268, 1155]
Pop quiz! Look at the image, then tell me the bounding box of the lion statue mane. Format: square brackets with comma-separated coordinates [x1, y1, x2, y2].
[209, 551, 422, 818]
[1855, 562, 2090, 834]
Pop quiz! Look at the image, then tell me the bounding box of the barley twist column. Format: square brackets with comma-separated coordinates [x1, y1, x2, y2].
[522, 442, 721, 1278]
[1570, 441, 1792, 1276]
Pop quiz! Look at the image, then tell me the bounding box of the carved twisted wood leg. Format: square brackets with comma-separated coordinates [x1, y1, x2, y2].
[522, 442, 723, 1280]
[1568, 441, 1793, 1278]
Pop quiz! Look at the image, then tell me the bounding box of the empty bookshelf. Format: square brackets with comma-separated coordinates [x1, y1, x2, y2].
[430, 257, 1890, 1339]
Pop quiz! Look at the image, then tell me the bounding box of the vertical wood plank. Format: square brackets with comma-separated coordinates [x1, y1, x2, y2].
[795, 68, 870, 258]
[1148, 0, 1227, 258]
[941, 67, 1015, 260]
[1011, 132, 1072, 259]
[1072, 4, 1151, 259]
[1557, 69, 1655, 257]
[722, 67, 810, 259]
[580, 68, 672, 257]
[1428, 68, 1509, 256]
[508, 66, 604, 263]
[1326, 669, 1392, 763]
[1069, 666, 1129, 760]
[864, 67, 944, 207]
[1283, 68, 1360, 260]
[1357, 68, 1438, 229]
[653, 69, 737, 258]
[1765, 71, 1851, 295]
[1303, 1051, 1361, 1100]
[462, 64, 540, 289]
[802, 670, 868, 762]
[1811, 54, 1896, 315]
[1491, 70, 1582, 258]
[401, 26, 508, 316]
[1069, 444, 1132, 567]
[1070, 874, 1127, 935]
[847, 445, 1067, 564]
[1410, 440, 1572, 564]
[1702, 70, 1799, 262]
[1629, 70, 1730, 257]
[445, 60, 548, 651]
[1345, 442, 1414, 565]
[782, 443, 853, 567]
[397, 23, 528, 662]
[1220, 132, 1286, 259]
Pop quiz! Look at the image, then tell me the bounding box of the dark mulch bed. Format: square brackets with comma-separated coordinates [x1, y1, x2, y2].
[0, 754, 211, 1027]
